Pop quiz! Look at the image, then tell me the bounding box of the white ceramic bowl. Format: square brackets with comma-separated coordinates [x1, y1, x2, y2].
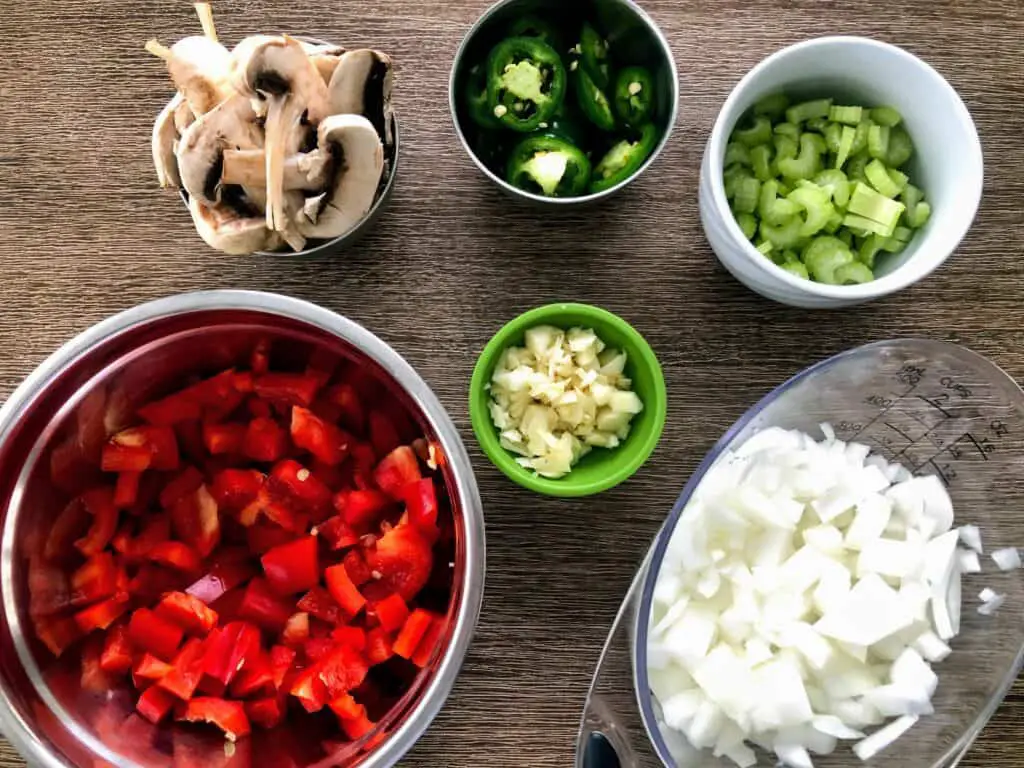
[699, 36, 983, 309]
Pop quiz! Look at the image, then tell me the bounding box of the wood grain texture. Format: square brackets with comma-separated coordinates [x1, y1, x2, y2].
[1, 0, 1023, 765]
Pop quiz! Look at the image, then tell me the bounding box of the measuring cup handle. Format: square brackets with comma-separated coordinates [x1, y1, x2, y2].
[583, 731, 621, 768]
[576, 692, 637, 768]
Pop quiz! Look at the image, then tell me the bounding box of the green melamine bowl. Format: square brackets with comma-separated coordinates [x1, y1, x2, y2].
[469, 303, 666, 497]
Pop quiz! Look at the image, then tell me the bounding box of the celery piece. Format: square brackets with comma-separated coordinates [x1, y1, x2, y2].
[838, 229, 854, 248]
[755, 93, 790, 119]
[907, 201, 932, 229]
[859, 235, 884, 269]
[777, 180, 793, 196]
[864, 159, 902, 198]
[830, 105, 864, 125]
[892, 226, 913, 242]
[843, 213, 896, 238]
[814, 169, 851, 208]
[735, 212, 758, 240]
[750, 144, 775, 182]
[823, 210, 844, 234]
[803, 236, 855, 284]
[850, 119, 874, 156]
[724, 165, 751, 199]
[887, 126, 914, 167]
[887, 167, 909, 193]
[759, 179, 800, 225]
[807, 117, 830, 133]
[777, 133, 824, 180]
[901, 183, 922, 211]
[725, 142, 752, 167]
[774, 122, 801, 140]
[781, 260, 810, 280]
[835, 126, 856, 169]
[733, 176, 761, 214]
[759, 215, 805, 249]
[733, 115, 773, 147]
[880, 235, 908, 253]
[756, 240, 774, 256]
[785, 98, 833, 125]
[835, 261, 875, 284]
[781, 249, 800, 264]
[868, 124, 891, 160]
[846, 153, 870, 182]
[848, 182, 906, 235]
[824, 123, 842, 154]
[870, 106, 902, 127]
[774, 135, 798, 162]
[788, 183, 835, 237]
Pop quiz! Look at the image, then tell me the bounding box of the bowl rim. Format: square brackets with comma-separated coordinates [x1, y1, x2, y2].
[469, 302, 667, 497]
[706, 35, 984, 300]
[447, 0, 680, 205]
[0, 290, 485, 768]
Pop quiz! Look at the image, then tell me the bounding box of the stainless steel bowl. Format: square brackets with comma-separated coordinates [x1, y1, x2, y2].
[449, 0, 679, 205]
[0, 290, 485, 767]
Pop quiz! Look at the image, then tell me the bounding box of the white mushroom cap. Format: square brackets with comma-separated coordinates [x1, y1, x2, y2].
[327, 49, 394, 147]
[188, 195, 282, 255]
[152, 94, 185, 188]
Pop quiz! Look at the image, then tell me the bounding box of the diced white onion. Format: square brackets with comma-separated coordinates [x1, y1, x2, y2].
[991, 547, 1022, 571]
[959, 524, 983, 553]
[852, 715, 919, 761]
[957, 549, 981, 573]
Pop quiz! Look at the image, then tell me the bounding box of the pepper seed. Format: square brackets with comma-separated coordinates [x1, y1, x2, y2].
[494, 104, 508, 118]
[628, 82, 643, 95]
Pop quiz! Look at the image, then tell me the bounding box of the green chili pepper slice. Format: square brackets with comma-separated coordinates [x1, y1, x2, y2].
[576, 22, 610, 88]
[508, 15, 563, 49]
[464, 64, 501, 130]
[574, 66, 616, 132]
[589, 123, 658, 193]
[506, 135, 592, 197]
[613, 66, 655, 127]
[486, 37, 567, 133]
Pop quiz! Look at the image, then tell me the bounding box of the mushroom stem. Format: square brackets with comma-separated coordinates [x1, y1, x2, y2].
[153, 94, 184, 188]
[221, 148, 329, 191]
[194, 2, 218, 42]
[145, 39, 172, 60]
[263, 96, 308, 232]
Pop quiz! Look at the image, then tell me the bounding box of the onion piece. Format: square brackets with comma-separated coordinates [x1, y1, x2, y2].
[959, 524, 983, 553]
[991, 547, 1022, 571]
[852, 715, 919, 761]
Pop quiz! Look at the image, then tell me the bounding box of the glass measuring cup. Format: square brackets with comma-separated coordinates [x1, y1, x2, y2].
[576, 339, 1024, 768]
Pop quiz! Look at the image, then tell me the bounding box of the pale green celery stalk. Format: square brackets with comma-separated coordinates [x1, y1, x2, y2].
[759, 179, 800, 225]
[887, 126, 915, 167]
[725, 142, 752, 167]
[785, 98, 833, 124]
[868, 124, 891, 160]
[736, 212, 758, 239]
[750, 144, 774, 182]
[823, 211, 844, 234]
[880, 235, 908, 253]
[774, 122, 801, 139]
[824, 123, 842, 154]
[850, 119, 873, 156]
[814, 169, 851, 208]
[846, 153, 870, 182]
[865, 159, 902, 198]
[907, 202, 931, 228]
[835, 261, 875, 284]
[803, 236, 855, 284]
[777, 133, 824, 180]
[835, 126, 856, 169]
[829, 105, 863, 125]
[723, 165, 751, 199]
[838, 229, 854, 248]
[733, 176, 761, 214]
[859, 235, 884, 269]
[892, 226, 913, 242]
[870, 106, 902, 127]
[887, 167, 909, 192]
[774, 135, 798, 162]
[901, 183, 922, 210]
[780, 260, 810, 280]
[807, 117, 830, 133]
[756, 241, 774, 255]
[760, 215, 804, 249]
[788, 183, 835, 237]
[733, 115, 773, 147]
[755, 93, 790, 119]
[848, 182, 906, 235]
[843, 213, 897, 238]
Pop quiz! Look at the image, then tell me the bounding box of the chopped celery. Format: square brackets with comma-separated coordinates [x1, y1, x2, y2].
[868, 124, 890, 160]
[887, 167, 909, 192]
[750, 144, 775, 181]
[846, 153, 870, 182]
[777, 180, 793, 196]
[835, 261, 875, 284]
[785, 98, 833, 124]
[736, 212, 758, 239]
[733, 176, 761, 214]
[848, 182, 906, 235]
[830, 105, 863, 125]
[807, 117, 830, 133]
[781, 260, 810, 280]
[880, 235, 907, 253]
[781, 249, 800, 264]
[803, 236, 855, 284]
[759, 179, 800, 225]
[787, 183, 835, 237]
[777, 133, 824, 180]
[887, 126, 914, 166]
[843, 213, 897, 238]
[774, 135, 798, 162]
[892, 226, 913, 242]
[838, 229, 854, 248]
[907, 201, 931, 228]
[823, 210, 844, 234]
[759, 215, 804, 249]
[859, 235, 884, 268]
[850, 120, 873, 156]
[756, 241, 774, 256]
[835, 126, 855, 169]
[824, 123, 842, 154]
[734, 115, 773, 147]
[814, 169, 851, 208]
[755, 93, 790, 119]
[723, 165, 751, 199]
[773, 122, 801, 140]
[870, 106, 903, 127]
[901, 183, 922, 211]
[864, 159, 902, 198]
[725, 142, 752, 167]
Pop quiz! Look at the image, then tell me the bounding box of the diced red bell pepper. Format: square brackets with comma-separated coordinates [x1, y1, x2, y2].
[129, 565, 187, 602]
[114, 471, 142, 508]
[327, 692, 362, 721]
[411, 614, 446, 668]
[209, 468, 264, 512]
[133, 653, 173, 682]
[238, 577, 293, 632]
[254, 373, 322, 408]
[239, 487, 305, 533]
[337, 489, 392, 530]
[129, 608, 184, 659]
[247, 396, 272, 419]
[70, 551, 119, 606]
[314, 515, 359, 550]
[270, 459, 333, 519]
[138, 390, 202, 427]
[159, 637, 206, 700]
[233, 370, 255, 394]
[370, 593, 409, 633]
[28, 557, 71, 618]
[365, 524, 433, 601]
[75, 487, 119, 556]
[242, 417, 289, 463]
[170, 485, 221, 558]
[35, 615, 82, 657]
[290, 407, 352, 466]
[304, 637, 334, 663]
[330, 626, 367, 652]
[269, 645, 296, 689]
[368, 411, 402, 459]
[351, 443, 377, 491]
[202, 621, 261, 687]
[251, 339, 271, 374]
[118, 513, 172, 563]
[245, 695, 286, 730]
[365, 627, 394, 666]
[324, 564, 366, 619]
[343, 549, 373, 587]
[156, 591, 218, 635]
[372, 446, 422, 499]
[112, 426, 180, 471]
[245, 520, 295, 554]
[100, 624, 134, 675]
[230, 650, 275, 698]
[393, 609, 433, 659]
[160, 466, 204, 510]
[261, 536, 319, 595]
[202, 422, 247, 455]
[45, 498, 91, 562]
[136, 685, 176, 724]
[180, 697, 251, 742]
[101, 443, 153, 473]
[326, 384, 366, 434]
[282, 612, 310, 647]
[186, 558, 256, 605]
[175, 420, 207, 464]
[296, 587, 343, 625]
[81, 637, 112, 693]
[289, 666, 328, 713]
[402, 478, 439, 533]
[147, 541, 202, 574]
[74, 594, 130, 633]
[341, 711, 377, 740]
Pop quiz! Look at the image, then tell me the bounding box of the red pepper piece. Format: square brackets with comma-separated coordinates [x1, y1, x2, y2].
[330, 626, 367, 651]
[120, 513, 172, 563]
[343, 549, 374, 587]
[233, 370, 255, 393]
[245, 695, 285, 730]
[250, 339, 271, 374]
[326, 384, 366, 434]
[270, 458, 333, 519]
[411, 614, 446, 668]
[186, 558, 256, 605]
[288, 666, 328, 713]
[129, 608, 184, 659]
[370, 593, 409, 633]
[35, 615, 82, 657]
[341, 710, 376, 740]
[156, 591, 218, 635]
[75, 487, 120, 556]
[337, 488, 393, 530]
[365, 627, 394, 666]
[171, 485, 221, 558]
[28, 557, 71, 619]
[327, 692, 362, 721]
[245, 520, 295, 554]
[180, 697, 251, 742]
[74, 594, 130, 633]
[138, 391, 202, 427]
[45, 498, 91, 562]
[159, 637, 206, 700]
[269, 645, 296, 690]
[136, 685, 176, 724]
[101, 443, 153, 473]
[290, 407, 353, 466]
[247, 396, 272, 419]
[238, 577, 293, 632]
[296, 587, 344, 625]
[134, 653, 174, 682]
[160, 466, 204, 510]
[351, 443, 377, 490]
[202, 422, 247, 455]
[254, 373, 322, 407]
[365, 524, 433, 601]
[113, 471, 142, 508]
[402, 477, 439, 533]
[129, 564, 187, 602]
[100, 624, 134, 675]
[261, 536, 319, 595]
[183, 370, 242, 408]
[112, 426, 180, 471]
[201, 621, 260, 687]
[314, 515, 359, 550]
[393, 609, 433, 659]
[80, 637, 112, 693]
[282, 612, 310, 647]
[324, 564, 367, 618]
[372, 446, 422, 499]
[209, 468, 264, 512]
[304, 637, 334, 662]
[148, 541, 202, 574]
[230, 650, 275, 698]
[239, 487, 305, 533]
[368, 411, 401, 459]
[243, 417, 289, 463]
[70, 551, 119, 607]
[317, 643, 368, 698]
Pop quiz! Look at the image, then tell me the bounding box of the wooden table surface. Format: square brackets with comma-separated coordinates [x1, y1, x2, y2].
[2, 0, 1024, 765]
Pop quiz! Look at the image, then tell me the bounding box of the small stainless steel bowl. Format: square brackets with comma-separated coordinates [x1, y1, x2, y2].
[0, 291, 485, 768]
[449, 0, 679, 205]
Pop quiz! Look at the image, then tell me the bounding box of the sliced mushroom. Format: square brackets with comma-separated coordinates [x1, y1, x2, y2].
[173, 98, 196, 135]
[176, 94, 263, 206]
[297, 114, 384, 240]
[327, 49, 394, 147]
[153, 94, 185, 188]
[221, 147, 332, 191]
[188, 195, 283, 255]
[146, 36, 234, 116]
[300, 41, 347, 84]
[232, 35, 330, 233]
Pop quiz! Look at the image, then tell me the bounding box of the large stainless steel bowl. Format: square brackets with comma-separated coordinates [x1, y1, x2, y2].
[0, 290, 485, 767]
